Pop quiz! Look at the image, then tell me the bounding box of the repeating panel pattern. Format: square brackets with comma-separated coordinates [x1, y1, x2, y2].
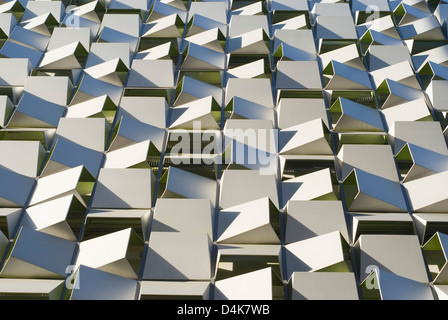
[0, 0, 447, 300]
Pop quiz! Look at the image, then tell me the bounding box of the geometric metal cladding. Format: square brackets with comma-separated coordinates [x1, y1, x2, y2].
[1, 0, 448, 301]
